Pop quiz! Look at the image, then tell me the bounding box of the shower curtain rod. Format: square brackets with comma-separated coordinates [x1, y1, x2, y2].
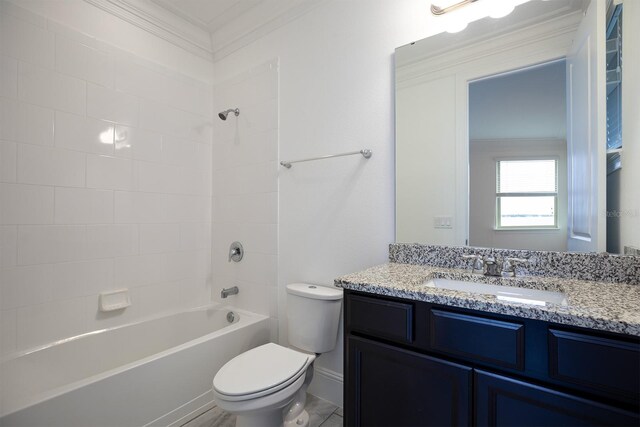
[280, 149, 372, 169]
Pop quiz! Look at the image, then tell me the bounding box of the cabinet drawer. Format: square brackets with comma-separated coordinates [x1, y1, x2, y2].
[549, 329, 640, 401]
[348, 294, 414, 344]
[430, 309, 524, 370]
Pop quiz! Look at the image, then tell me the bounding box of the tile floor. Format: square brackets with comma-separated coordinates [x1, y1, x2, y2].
[182, 394, 343, 427]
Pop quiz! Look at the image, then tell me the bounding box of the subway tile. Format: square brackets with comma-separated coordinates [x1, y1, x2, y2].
[212, 128, 277, 171]
[54, 187, 114, 224]
[1, 260, 114, 310]
[1, 264, 53, 309]
[54, 111, 115, 155]
[18, 61, 86, 115]
[136, 160, 181, 194]
[87, 83, 138, 126]
[162, 137, 199, 167]
[138, 281, 181, 318]
[113, 125, 162, 162]
[166, 194, 211, 223]
[166, 76, 212, 117]
[0, 98, 54, 146]
[114, 253, 166, 288]
[1, 309, 17, 356]
[213, 192, 277, 224]
[213, 161, 277, 196]
[114, 191, 167, 223]
[17, 144, 86, 187]
[85, 224, 138, 259]
[17, 225, 85, 265]
[0, 13, 54, 68]
[1, 141, 17, 182]
[139, 223, 180, 254]
[0, 226, 17, 268]
[179, 222, 211, 251]
[0, 55, 18, 98]
[178, 277, 210, 308]
[237, 251, 277, 286]
[86, 154, 136, 191]
[139, 99, 212, 143]
[115, 58, 168, 104]
[55, 35, 114, 88]
[16, 297, 86, 351]
[0, 183, 54, 225]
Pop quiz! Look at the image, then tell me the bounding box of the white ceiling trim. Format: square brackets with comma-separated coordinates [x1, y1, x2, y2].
[211, 0, 323, 61]
[83, 0, 323, 64]
[83, 0, 214, 60]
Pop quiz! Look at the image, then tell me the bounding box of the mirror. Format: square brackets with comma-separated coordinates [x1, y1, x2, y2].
[395, 0, 639, 254]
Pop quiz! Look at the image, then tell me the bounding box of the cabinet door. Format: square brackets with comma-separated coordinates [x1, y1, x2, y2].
[346, 336, 471, 427]
[475, 370, 639, 426]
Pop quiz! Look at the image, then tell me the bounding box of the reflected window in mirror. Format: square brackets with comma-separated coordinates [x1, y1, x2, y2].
[495, 159, 558, 229]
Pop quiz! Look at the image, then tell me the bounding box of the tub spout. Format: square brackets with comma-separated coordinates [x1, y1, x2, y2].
[221, 286, 239, 298]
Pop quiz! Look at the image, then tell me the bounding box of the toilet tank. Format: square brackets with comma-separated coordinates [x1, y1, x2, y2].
[286, 283, 343, 353]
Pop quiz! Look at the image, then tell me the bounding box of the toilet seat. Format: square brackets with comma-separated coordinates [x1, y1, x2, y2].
[213, 343, 314, 402]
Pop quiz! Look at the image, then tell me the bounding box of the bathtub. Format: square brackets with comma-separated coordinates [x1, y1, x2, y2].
[0, 305, 270, 427]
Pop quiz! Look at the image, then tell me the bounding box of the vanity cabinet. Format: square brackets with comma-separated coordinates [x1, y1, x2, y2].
[344, 290, 640, 427]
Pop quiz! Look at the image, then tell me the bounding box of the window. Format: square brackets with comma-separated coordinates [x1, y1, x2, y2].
[496, 159, 558, 228]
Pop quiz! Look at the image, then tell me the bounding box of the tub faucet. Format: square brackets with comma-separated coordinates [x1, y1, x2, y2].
[221, 286, 239, 298]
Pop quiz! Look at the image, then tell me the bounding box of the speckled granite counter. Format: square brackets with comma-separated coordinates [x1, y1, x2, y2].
[335, 263, 640, 337]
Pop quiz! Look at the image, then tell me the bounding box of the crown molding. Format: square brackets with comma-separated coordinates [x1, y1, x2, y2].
[211, 0, 323, 61]
[83, 0, 214, 60]
[83, 0, 323, 64]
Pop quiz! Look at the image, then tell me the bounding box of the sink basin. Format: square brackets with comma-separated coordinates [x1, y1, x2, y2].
[424, 278, 568, 307]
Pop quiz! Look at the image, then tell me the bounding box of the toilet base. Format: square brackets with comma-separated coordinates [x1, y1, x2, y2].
[283, 409, 309, 427]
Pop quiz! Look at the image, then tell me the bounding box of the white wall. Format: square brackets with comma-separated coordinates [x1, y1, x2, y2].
[212, 0, 447, 406]
[210, 60, 279, 339]
[0, 3, 213, 355]
[620, 0, 640, 253]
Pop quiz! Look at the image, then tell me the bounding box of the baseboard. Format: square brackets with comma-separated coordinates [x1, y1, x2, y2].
[308, 366, 343, 408]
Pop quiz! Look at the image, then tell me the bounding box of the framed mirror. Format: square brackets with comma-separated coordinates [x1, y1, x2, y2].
[395, 0, 639, 254]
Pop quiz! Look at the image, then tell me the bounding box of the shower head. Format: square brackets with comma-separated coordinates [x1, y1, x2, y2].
[218, 108, 240, 120]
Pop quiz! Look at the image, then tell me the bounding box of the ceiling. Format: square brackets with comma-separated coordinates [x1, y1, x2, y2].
[143, 0, 320, 60]
[150, 0, 262, 33]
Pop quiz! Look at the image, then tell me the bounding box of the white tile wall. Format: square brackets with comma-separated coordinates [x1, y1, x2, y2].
[0, 4, 214, 355]
[1, 98, 55, 146]
[211, 60, 279, 321]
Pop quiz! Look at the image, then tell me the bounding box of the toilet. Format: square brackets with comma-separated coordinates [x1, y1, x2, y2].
[212, 283, 343, 427]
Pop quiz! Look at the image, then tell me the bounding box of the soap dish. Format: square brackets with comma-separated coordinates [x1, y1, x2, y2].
[99, 289, 131, 312]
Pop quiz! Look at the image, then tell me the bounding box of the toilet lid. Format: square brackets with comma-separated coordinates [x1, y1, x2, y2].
[213, 343, 311, 398]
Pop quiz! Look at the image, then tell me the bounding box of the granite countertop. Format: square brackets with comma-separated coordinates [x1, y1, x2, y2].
[335, 263, 640, 337]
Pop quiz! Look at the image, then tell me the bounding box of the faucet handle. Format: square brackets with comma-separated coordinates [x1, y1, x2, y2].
[502, 257, 529, 277]
[462, 254, 484, 274]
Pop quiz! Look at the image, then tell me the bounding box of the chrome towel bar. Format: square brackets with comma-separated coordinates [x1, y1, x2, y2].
[280, 149, 372, 169]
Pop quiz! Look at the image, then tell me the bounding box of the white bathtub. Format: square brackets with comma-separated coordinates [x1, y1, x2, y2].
[0, 305, 270, 427]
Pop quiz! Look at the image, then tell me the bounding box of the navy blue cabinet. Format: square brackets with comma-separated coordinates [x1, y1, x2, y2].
[475, 370, 639, 426]
[344, 290, 640, 427]
[346, 336, 472, 427]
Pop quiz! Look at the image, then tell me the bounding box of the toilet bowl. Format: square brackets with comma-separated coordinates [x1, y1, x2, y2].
[212, 283, 342, 427]
[213, 343, 316, 427]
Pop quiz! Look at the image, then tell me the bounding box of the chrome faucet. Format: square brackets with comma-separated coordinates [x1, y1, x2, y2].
[463, 255, 529, 277]
[221, 286, 239, 298]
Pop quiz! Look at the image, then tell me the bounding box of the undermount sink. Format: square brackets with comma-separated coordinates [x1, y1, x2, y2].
[424, 278, 568, 307]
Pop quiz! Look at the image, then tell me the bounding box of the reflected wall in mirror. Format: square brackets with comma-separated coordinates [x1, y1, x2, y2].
[395, 0, 639, 254]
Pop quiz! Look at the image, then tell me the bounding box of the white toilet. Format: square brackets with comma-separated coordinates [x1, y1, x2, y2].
[212, 283, 343, 427]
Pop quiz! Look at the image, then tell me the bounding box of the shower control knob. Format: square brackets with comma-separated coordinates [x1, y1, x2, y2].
[228, 241, 244, 262]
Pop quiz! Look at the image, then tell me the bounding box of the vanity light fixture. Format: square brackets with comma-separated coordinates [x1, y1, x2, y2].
[430, 0, 477, 16]
[431, 0, 530, 33]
